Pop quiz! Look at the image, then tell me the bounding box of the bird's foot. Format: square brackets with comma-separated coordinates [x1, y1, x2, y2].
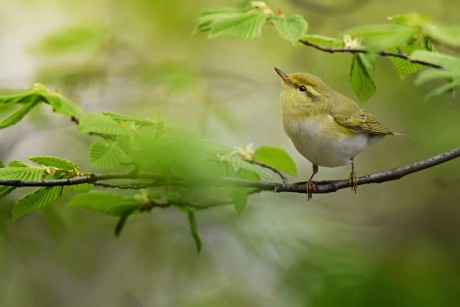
[348, 170, 358, 193]
[306, 180, 316, 200]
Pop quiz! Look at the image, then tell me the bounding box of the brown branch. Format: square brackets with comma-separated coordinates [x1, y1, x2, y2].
[298, 39, 446, 69]
[0, 147, 458, 196]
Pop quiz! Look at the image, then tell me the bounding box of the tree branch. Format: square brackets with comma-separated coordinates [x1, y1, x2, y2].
[298, 38, 446, 69]
[0, 147, 458, 196]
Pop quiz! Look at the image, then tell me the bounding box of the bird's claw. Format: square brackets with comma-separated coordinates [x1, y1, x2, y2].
[348, 170, 358, 193]
[306, 180, 316, 200]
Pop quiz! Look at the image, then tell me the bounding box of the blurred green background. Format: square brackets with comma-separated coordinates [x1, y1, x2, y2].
[1, 0, 460, 306]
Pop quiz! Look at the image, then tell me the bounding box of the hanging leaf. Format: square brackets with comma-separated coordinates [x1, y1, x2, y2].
[13, 186, 63, 220]
[229, 188, 248, 214]
[272, 15, 308, 43]
[187, 210, 202, 253]
[0, 98, 41, 129]
[68, 192, 141, 216]
[349, 54, 377, 103]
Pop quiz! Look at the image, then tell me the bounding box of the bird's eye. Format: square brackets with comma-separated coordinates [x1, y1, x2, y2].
[298, 85, 307, 93]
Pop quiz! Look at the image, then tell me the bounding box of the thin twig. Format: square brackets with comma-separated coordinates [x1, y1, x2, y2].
[298, 39, 446, 69]
[252, 160, 288, 183]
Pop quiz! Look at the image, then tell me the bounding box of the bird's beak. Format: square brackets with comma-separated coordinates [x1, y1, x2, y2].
[274, 67, 290, 85]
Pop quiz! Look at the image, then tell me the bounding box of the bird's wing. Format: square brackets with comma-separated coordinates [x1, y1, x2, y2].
[332, 110, 394, 135]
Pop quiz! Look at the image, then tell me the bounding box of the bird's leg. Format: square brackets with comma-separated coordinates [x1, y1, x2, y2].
[306, 164, 318, 200]
[348, 159, 358, 193]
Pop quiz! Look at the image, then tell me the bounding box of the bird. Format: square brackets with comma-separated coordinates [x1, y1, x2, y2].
[274, 67, 400, 199]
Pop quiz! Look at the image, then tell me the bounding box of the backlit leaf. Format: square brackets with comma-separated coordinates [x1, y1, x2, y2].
[13, 186, 63, 220]
[209, 11, 268, 40]
[272, 15, 308, 43]
[89, 140, 125, 168]
[254, 146, 297, 175]
[350, 54, 376, 103]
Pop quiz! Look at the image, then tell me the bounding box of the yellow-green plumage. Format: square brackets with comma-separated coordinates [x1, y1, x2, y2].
[274, 67, 398, 197]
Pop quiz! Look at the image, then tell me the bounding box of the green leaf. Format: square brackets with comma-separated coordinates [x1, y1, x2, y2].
[35, 25, 105, 54]
[79, 113, 130, 136]
[187, 210, 202, 253]
[350, 54, 376, 103]
[272, 15, 308, 43]
[0, 186, 15, 198]
[43, 91, 82, 116]
[301, 34, 344, 48]
[0, 98, 41, 129]
[209, 11, 268, 40]
[103, 112, 159, 127]
[389, 13, 431, 27]
[229, 188, 248, 214]
[389, 44, 425, 79]
[13, 186, 63, 220]
[8, 160, 35, 168]
[254, 146, 298, 175]
[425, 25, 460, 48]
[415, 69, 460, 85]
[89, 140, 125, 168]
[345, 24, 417, 51]
[66, 183, 94, 193]
[411, 50, 460, 69]
[423, 80, 460, 101]
[68, 192, 141, 216]
[221, 154, 271, 179]
[0, 167, 43, 180]
[194, 7, 241, 34]
[29, 156, 78, 170]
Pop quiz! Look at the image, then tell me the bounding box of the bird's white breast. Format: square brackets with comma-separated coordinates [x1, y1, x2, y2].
[283, 115, 381, 167]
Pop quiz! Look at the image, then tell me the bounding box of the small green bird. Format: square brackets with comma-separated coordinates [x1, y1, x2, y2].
[274, 67, 399, 199]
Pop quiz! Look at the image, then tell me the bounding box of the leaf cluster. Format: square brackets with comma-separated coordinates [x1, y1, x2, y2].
[0, 87, 297, 250]
[195, 3, 460, 102]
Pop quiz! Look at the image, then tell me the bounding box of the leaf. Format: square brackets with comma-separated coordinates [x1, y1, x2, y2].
[194, 7, 241, 34]
[0, 98, 41, 129]
[0, 186, 15, 198]
[229, 188, 248, 214]
[415, 69, 460, 86]
[423, 80, 460, 101]
[209, 11, 268, 40]
[103, 112, 159, 127]
[68, 192, 141, 216]
[0, 167, 43, 180]
[35, 26, 105, 54]
[79, 114, 131, 136]
[43, 91, 83, 116]
[272, 15, 308, 43]
[187, 210, 202, 253]
[411, 50, 460, 69]
[345, 24, 417, 51]
[13, 186, 63, 220]
[425, 25, 460, 48]
[350, 54, 377, 103]
[389, 13, 431, 27]
[89, 140, 125, 168]
[389, 44, 425, 79]
[67, 183, 94, 193]
[29, 156, 78, 171]
[222, 154, 271, 179]
[254, 146, 298, 175]
[301, 34, 344, 48]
